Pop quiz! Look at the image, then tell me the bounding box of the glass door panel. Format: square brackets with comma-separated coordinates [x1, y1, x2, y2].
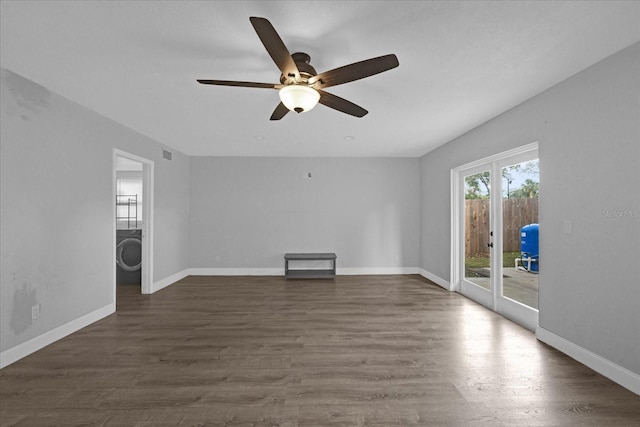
[454, 144, 539, 331]
[464, 170, 492, 290]
[501, 160, 539, 309]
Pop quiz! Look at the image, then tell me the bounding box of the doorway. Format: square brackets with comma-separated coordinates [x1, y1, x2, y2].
[451, 143, 539, 331]
[113, 150, 153, 300]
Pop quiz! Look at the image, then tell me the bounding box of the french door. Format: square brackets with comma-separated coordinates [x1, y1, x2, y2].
[452, 143, 539, 331]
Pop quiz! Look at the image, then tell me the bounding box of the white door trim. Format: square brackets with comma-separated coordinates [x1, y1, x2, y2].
[113, 149, 154, 298]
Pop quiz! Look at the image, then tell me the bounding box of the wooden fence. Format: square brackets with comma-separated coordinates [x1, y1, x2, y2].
[465, 198, 538, 256]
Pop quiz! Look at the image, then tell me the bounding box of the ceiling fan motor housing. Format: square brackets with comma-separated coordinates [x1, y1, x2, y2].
[280, 52, 317, 85]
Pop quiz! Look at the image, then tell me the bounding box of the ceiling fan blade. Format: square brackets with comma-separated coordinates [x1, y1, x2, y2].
[309, 54, 399, 89]
[249, 17, 301, 82]
[270, 102, 290, 121]
[317, 90, 368, 118]
[197, 79, 281, 89]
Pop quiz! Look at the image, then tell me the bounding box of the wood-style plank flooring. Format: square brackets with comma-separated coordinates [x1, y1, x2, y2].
[1, 275, 639, 426]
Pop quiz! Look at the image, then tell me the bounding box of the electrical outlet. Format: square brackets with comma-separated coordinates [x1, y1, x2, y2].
[31, 304, 40, 320]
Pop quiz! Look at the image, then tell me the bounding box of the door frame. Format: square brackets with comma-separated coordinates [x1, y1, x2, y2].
[451, 142, 539, 330]
[113, 149, 154, 298]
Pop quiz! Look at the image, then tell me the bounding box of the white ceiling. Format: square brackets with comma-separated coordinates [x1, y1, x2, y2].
[2, 1, 639, 157]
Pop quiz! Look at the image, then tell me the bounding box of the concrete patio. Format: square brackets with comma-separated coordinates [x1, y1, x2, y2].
[466, 266, 539, 309]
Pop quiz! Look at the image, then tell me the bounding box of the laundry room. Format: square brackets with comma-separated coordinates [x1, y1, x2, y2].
[115, 156, 143, 286]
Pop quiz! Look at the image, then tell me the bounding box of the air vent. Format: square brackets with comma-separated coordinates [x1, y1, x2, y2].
[162, 149, 172, 161]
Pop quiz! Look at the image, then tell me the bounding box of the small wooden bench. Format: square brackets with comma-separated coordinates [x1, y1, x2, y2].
[284, 253, 337, 279]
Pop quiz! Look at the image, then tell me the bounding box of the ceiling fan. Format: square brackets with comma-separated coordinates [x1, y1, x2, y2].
[197, 17, 399, 120]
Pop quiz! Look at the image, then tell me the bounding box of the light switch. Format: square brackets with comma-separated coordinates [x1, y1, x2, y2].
[563, 220, 572, 234]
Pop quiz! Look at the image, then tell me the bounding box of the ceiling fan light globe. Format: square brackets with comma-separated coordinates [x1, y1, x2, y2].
[279, 85, 320, 113]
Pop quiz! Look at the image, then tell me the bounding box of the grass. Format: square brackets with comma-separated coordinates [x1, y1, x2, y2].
[465, 251, 521, 278]
[465, 251, 520, 268]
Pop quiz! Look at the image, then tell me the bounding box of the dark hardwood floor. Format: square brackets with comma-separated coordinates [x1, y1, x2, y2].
[1, 275, 639, 426]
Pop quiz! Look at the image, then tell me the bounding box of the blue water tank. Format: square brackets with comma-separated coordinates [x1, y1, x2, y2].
[520, 223, 539, 272]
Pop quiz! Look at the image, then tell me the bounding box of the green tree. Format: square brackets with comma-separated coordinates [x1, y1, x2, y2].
[522, 160, 539, 176]
[465, 172, 490, 199]
[465, 166, 520, 199]
[465, 162, 539, 199]
[510, 179, 539, 198]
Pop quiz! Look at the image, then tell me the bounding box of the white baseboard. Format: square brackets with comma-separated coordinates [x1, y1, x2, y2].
[187, 267, 421, 276]
[419, 268, 451, 290]
[188, 268, 282, 276]
[0, 303, 115, 369]
[152, 269, 190, 293]
[536, 326, 640, 395]
[337, 267, 419, 275]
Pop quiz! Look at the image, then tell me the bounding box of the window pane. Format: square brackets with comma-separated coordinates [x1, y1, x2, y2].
[501, 160, 539, 309]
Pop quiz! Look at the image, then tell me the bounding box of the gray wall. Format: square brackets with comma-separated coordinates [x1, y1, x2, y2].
[0, 68, 190, 353]
[420, 43, 640, 375]
[189, 157, 420, 270]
